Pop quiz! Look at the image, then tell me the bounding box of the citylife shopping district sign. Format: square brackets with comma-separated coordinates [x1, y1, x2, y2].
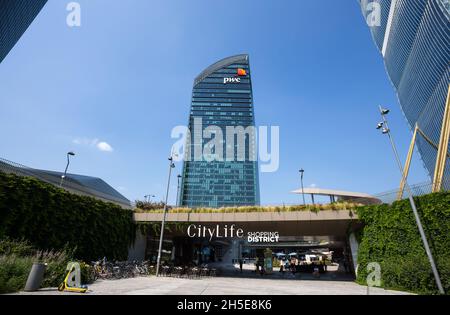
[187, 224, 280, 243]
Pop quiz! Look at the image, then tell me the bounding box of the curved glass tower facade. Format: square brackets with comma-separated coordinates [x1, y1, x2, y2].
[179, 54, 260, 208]
[360, 0, 450, 186]
[0, 0, 48, 63]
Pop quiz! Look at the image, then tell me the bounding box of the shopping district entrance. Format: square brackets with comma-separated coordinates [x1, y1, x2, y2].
[130, 210, 363, 278]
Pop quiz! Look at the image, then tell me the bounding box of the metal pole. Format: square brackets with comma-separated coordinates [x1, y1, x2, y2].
[60, 153, 71, 187]
[300, 169, 305, 206]
[379, 107, 444, 294]
[155, 156, 174, 277]
[176, 175, 181, 207]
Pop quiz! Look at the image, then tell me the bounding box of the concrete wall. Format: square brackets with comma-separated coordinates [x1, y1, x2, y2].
[133, 210, 361, 238]
[134, 209, 357, 223]
[348, 232, 359, 275]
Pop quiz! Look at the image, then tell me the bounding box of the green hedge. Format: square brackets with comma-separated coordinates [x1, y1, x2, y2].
[0, 172, 135, 261]
[356, 191, 450, 294]
[0, 239, 95, 294]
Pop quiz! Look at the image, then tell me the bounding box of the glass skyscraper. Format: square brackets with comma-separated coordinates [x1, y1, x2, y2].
[0, 0, 48, 63]
[179, 54, 260, 208]
[360, 0, 450, 186]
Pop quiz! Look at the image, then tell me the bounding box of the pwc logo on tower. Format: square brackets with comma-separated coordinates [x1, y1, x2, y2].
[223, 68, 247, 84]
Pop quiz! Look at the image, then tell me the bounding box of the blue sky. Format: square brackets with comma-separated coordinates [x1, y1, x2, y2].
[0, 0, 430, 205]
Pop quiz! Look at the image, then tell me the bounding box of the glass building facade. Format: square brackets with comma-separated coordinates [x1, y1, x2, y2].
[360, 0, 450, 187]
[0, 0, 48, 63]
[179, 54, 260, 208]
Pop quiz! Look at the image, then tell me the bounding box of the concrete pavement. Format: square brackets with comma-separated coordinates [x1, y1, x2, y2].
[13, 276, 412, 295]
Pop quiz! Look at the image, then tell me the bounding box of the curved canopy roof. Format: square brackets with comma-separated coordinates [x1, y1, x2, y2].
[291, 187, 381, 205]
[292, 187, 374, 198]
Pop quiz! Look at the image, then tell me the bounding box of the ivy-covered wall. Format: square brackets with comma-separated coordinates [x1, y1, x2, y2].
[0, 172, 135, 261]
[356, 191, 450, 294]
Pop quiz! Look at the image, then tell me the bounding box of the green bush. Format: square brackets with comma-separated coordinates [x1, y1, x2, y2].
[356, 191, 450, 295]
[79, 262, 95, 284]
[0, 254, 33, 294]
[0, 239, 94, 293]
[0, 172, 135, 261]
[39, 248, 74, 288]
[0, 238, 35, 257]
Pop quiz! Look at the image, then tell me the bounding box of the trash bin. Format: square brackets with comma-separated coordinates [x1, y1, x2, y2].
[24, 263, 47, 292]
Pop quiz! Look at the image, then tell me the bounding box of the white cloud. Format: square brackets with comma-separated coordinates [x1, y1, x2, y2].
[72, 137, 113, 152]
[96, 141, 113, 152]
[309, 183, 317, 188]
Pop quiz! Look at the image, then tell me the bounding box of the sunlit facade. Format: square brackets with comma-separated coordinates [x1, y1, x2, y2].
[179, 54, 260, 208]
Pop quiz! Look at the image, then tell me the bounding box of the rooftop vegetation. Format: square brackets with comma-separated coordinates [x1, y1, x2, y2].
[134, 202, 363, 214]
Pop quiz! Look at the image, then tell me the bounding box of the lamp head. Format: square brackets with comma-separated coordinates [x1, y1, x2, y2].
[382, 128, 390, 134]
[376, 122, 384, 130]
[68, 151, 75, 156]
[380, 108, 390, 115]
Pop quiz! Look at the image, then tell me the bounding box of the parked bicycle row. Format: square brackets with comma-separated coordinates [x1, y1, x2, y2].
[90, 259, 153, 280]
[158, 265, 217, 279]
[89, 259, 218, 280]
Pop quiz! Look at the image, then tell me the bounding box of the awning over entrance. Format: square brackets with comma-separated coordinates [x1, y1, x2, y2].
[134, 210, 361, 237]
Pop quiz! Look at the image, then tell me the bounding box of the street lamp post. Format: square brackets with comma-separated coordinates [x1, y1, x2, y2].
[60, 151, 75, 188]
[376, 106, 444, 294]
[144, 194, 155, 203]
[299, 169, 305, 206]
[176, 174, 182, 207]
[155, 155, 175, 277]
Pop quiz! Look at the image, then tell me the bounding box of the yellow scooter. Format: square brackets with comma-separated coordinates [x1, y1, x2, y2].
[58, 263, 88, 293]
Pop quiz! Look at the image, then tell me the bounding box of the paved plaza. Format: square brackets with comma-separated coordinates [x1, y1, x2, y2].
[14, 276, 412, 295]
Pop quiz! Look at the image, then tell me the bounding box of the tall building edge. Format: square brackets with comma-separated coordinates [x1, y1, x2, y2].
[360, 0, 450, 187]
[0, 0, 48, 63]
